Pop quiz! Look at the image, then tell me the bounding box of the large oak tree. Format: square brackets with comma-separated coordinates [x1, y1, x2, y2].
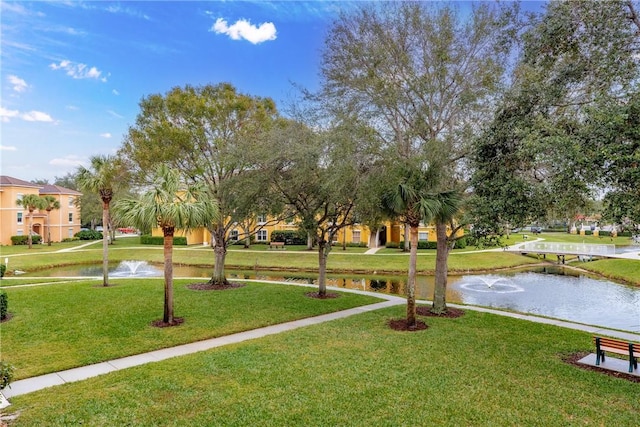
[121, 83, 279, 286]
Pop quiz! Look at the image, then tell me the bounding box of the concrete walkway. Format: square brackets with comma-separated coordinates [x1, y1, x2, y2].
[3, 280, 639, 401]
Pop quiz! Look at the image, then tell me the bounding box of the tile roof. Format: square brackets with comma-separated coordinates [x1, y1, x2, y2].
[39, 184, 82, 196]
[0, 176, 82, 195]
[0, 175, 42, 188]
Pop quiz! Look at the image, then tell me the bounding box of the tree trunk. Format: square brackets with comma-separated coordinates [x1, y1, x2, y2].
[46, 211, 52, 246]
[403, 224, 410, 252]
[317, 239, 330, 296]
[209, 225, 228, 286]
[101, 201, 110, 286]
[27, 210, 34, 249]
[406, 224, 418, 327]
[163, 228, 174, 324]
[307, 231, 314, 250]
[432, 221, 450, 314]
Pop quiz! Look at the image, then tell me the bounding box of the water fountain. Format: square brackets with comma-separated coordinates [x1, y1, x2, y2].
[111, 260, 161, 277]
[458, 275, 524, 294]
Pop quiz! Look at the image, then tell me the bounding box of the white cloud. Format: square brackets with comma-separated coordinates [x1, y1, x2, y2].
[0, 107, 20, 122]
[212, 18, 277, 44]
[100, 133, 112, 138]
[112, 89, 120, 96]
[1, 107, 54, 123]
[49, 60, 107, 81]
[21, 111, 54, 122]
[49, 155, 86, 168]
[0, 145, 17, 151]
[107, 110, 124, 119]
[8, 75, 28, 92]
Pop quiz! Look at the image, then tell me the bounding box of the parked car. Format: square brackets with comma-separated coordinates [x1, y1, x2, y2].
[530, 226, 542, 234]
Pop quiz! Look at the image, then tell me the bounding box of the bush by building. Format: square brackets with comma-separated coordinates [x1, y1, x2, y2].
[140, 235, 188, 245]
[11, 235, 42, 245]
[74, 230, 103, 240]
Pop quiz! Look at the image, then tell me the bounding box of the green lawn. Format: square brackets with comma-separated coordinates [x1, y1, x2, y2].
[1, 279, 380, 379]
[4, 306, 639, 426]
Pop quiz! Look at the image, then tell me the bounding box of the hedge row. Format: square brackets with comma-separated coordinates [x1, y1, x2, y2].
[0, 290, 8, 320]
[10, 235, 42, 245]
[386, 237, 467, 250]
[270, 230, 307, 245]
[140, 235, 188, 245]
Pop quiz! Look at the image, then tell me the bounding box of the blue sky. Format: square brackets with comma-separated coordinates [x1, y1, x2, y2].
[1, 0, 351, 183]
[1, 1, 545, 184]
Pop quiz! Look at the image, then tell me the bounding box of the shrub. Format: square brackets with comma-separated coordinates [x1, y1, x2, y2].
[0, 290, 8, 320]
[74, 230, 103, 240]
[0, 264, 5, 279]
[140, 235, 187, 245]
[0, 361, 15, 390]
[11, 235, 42, 245]
[270, 230, 307, 245]
[454, 236, 467, 249]
[385, 241, 399, 249]
[62, 237, 80, 242]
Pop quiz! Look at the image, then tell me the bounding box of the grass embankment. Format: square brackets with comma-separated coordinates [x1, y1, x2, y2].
[1, 279, 380, 379]
[4, 306, 639, 426]
[579, 259, 640, 285]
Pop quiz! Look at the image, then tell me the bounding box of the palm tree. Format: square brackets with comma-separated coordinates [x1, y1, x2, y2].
[42, 195, 61, 246]
[77, 155, 120, 286]
[114, 165, 217, 325]
[382, 164, 443, 329]
[16, 194, 45, 249]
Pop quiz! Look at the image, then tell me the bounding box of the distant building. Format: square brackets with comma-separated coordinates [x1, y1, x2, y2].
[153, 214, 462, 248]
[0, 176, 82, 245]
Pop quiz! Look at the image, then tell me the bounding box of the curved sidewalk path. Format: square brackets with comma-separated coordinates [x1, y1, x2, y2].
[3, 280, 639, 401]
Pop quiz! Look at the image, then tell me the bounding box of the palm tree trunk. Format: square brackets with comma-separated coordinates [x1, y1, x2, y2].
[163, 229, 174, 324]
[27, 211, 34, 249]
[47, 211, 52, 246]
[406, 224, 418, 327]
[403, 224, 410, 252]
[102, 202, 110, 286]
[432, 221, 450, 314]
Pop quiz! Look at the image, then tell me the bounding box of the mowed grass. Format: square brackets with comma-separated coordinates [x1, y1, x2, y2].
[1, 279, 381, 379]
[4, 307, 639, 426]
[580, 258, 640, 285]
[5, 240, 542, 276]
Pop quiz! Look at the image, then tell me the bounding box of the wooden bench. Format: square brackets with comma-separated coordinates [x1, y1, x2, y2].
[269, 241, 285, 250]
[594, 336, 639, 373]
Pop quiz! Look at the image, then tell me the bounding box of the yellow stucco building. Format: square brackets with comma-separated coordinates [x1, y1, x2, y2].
[158, 212, 461, 248]
[0, 176, 83, 245]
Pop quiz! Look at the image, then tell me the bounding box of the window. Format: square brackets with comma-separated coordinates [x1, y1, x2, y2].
[257, 214, 267, 224]
[419, 232, 428, 241]
[352, 230, 361, 243]
[257, 229, 268, 241]
[16, 229, 24, 236]
[68, 228, 74, 238]
[17, 212, 23, 224]
[68, 197, 74, 207]
[229, 229, 239, 241]
[16, 193, 23, 202]
[68, 213, 73, 223]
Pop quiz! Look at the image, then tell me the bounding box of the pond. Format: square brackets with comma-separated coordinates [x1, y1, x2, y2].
[21, 262, 640, 333]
